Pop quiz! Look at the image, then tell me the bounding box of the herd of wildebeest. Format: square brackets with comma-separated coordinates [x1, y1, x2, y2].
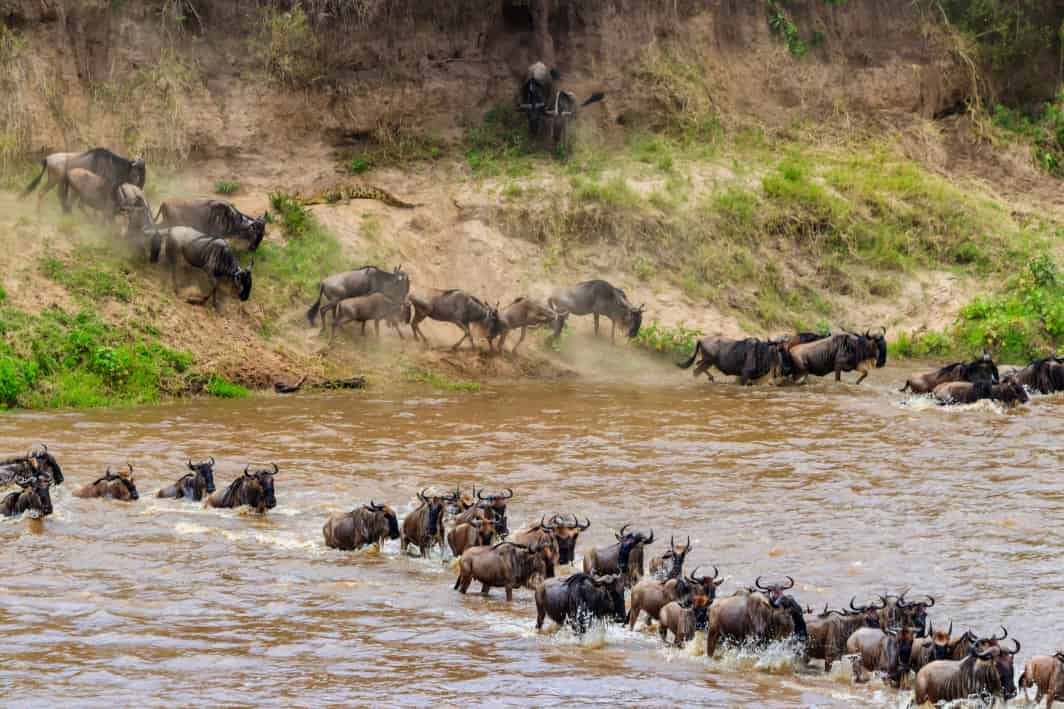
[3, 445, 1064, 706]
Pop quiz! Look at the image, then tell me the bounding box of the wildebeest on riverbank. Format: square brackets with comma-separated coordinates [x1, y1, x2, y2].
[155, 199, 267, 251]
[306, 266, 410, 331]
[548, 280, 643, 343]
[22, 148, 145, 213]
[409, 289, 502, 351]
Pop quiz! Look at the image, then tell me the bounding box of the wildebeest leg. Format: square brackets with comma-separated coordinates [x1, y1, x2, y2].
[855, 366, 869, 385]
[373, 320, 381, 337]
[504, 584, 513, 602]
[513, 326, 527, 353]
[593, 313, 600, 335]
[706, 626, 720, 657]
[451, 326, 472, 351]
[659, 624, 668, 642]
[480, 583, 491, 596]
[610, 319, 617, 344]
[835, 369, 842, 382]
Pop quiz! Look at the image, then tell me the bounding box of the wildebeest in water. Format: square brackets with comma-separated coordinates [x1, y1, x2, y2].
[1, 473, 53, 518]
[73, 464, 139, 501]
[157, 458, 216, 501]
[323, 501, 400, 551]
[0, 444, 63, 488]
[206, 464, 278, 514]
[677, 336, 793, 385]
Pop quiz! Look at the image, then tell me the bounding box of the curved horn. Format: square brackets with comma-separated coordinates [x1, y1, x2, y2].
[991, 626, 1007, 641]
[208, 456, 215, 465]
[476, 489, 487, 501]
[946, 621, 952, 638]
[127, 463, 134, 476]
[1007, 638, 1020, 655]
[643, 529, 654, 545]
[922, 595, 935, 608]
[669, 534, 674, 549]
[755, 576, 769, 591]
[272, 463, 279, 474]
[244, 465, 251, 475]
[616, 523, 631, 540]
[685, 536, 691, 550]
[577, 516, 590, 530]
[782, 575, 795, 590]
[418, 488, 428, 502]
[875, 595, 889, 610]
[850, 596, 865, 612]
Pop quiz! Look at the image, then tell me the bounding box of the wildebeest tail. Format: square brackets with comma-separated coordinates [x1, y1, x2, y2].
[305, 284, 324, 326]
[21, 159, 46, 197]
[582, 92, 605, 107]
[898, 381, 911, 393]
[677, 340, 702, 369]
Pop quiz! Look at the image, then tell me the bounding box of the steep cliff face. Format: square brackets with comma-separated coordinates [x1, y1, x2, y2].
[2, 0, 968, 162]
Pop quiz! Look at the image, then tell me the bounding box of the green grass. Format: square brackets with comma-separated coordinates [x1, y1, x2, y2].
[633, 321, 703, 359]
[214, 180, 240, 194]
[463, 104, 539, 177]
[402, 365, 481, 392]
[39, 247, 134, 302]
[205, 375, 250, 399]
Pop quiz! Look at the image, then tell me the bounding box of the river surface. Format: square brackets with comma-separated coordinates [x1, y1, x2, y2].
[1, 366, 1062, 708]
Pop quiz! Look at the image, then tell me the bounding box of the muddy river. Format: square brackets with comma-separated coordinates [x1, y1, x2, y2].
[2, 366, 1062, 707]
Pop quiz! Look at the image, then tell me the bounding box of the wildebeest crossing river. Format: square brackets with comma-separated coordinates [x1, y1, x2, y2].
[2, 369, 1062, 707]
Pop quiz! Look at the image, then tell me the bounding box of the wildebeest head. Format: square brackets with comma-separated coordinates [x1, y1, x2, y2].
[15, 473, 53, 516]
[626, 305, 645, 339]
[688, 565, 724, 606]
[103, 464, 139, 500]
[661, 535, 692, 579]
[545, 514, 590, 565]
[592, 573, 627, 624]
[896, 593, 934, 636]
[29, 443, 62, 485]
[365, 500, 400, 540]
[861, 328, 888, 368]
[383, 265, 411, 301]
[773, 345, 795, 378]
[754, 575, 795, 608]
[417, 488, 454, 537]
[477, 488, 513, 538]
[615, 524, 654, 572]
[129, 156, 146, 188]
[234, 261, 253, 301]
[187, 457, 216, 493]
[773, 591, 808, 641]
[884, 625, 916, 675]
[240, 464, 278, 512]
[927, 620, 954, 661]
[241, 213, 267, 249]
[984, 627, 1019, 699]
[997, 377, 1029, 405]
[848, 596, 885, 628]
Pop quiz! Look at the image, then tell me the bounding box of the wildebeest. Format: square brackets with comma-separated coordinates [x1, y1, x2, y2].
[932, 378, 1029, 406]
[803, 597, 883, 672]
[677, 336, 794, 385]
[155, 199, 267, 251]
[518, 61, 557, 138]
[22, 148, 145, 212]
[473, 488, 513, 539]
[583, 524, 654, 587]
[1, 474, 53, 518]
[409, 289, 502, 350]
[535, 572, 626, 634]
[206, 464, 278, 513]
[512, 513, 588, 567]
[73, 464, 139, 501]
[150, 226, 253, 306]
[659, 585, 712, 649]
[306, 266, 411, 330]
[322, 293, 409, 343]
[447, 515, 496, 558]
[542, 87, 605, 149]
[900, 352, 1000, 394]
[323, 501, 400, 551]
[116, 183, 155, 248]
[913, 640, 1006, 705]
[548, 280, 643, 343]
[1019, 651, 1064, 707]
[846, 626, 916, 686]
[909, 621, 961, 672]
[493, 297, 568, 353]
[454, 540, 551, 601]
[628, 566, 722, 630]
[1011, 356, 1064, 395]
[705, 576, 808, 656]
[401, 488, 456, 557]
[877, 592, 933, 638]
[788, 330, 886, 384]
[777, 331, 831, 350]
[156, 458, 217, 501]
[62, 168, 120, 221]
[648, 535, 691, 580]
[0, 444, 63, 488]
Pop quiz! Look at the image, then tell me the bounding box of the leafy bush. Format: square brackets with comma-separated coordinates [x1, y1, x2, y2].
[346, 155, 373, 174]
[214, 180, 240, 194]
[993, 91, 1064, 177]
[268, 192, 311, 238]
[205, 376, 249, 399]
[633, 321, 703, 358]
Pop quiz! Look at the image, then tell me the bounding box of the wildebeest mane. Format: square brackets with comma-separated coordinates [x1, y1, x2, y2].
[79, 148, 146, 188]
[216, 475, 248, 508]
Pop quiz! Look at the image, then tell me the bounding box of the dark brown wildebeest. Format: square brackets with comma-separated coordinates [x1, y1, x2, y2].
[206, 465, 278, 513]
[306, 266, 411, 330]
[1011, 356, 1064, 395]
[401, 488, 456, 557]
[900, 352, 1000, 394]
[1, 474, 53, 518]
[323, 501, 400, 551]
[156, 458, 217, 501]
[846, 625, 916, 686]
[1019, 651, 1064, 707]
[62, 168, 120, 222]
[788, 330, 887, 385]
[115, 183, 155, 251]
[877, 592, 933, 638]
[705, 576, 807, 657]
[512, 514, 588, 566]
[659, 583, 712, 649]
[518, 61, 558, 139]
[542, 88, 605, 150]
[409, 289, 502, 351]
[22, 148, 145, 213]
[473, 488, 513, 539]
[447, 515, 496, 558]
[648, 535, 692, 581]
[910, 622, 975, 672]
[803, 597, 883, 672]
[155, 199, 267, 251]
[73, 464, 139, 501]
[913, 639, 1008, 706]
[511, 516, 560, 568]
[548, 280, 643, 343]
[628, 566, 723, 630]
[149, 226, 253, 307]
[322, 293, 409, 344]
[0, 444, 64, 488]
[535, 572, 626, 634]
[492, 297, 568, 353]
[677, 336, 794, 385]
[933, 378, 1029, 406]
[583, 524, 654, 588]
[454, 539, 552, 601]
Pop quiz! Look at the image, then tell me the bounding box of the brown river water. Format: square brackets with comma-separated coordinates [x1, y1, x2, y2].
[1, 364, 1062, 708]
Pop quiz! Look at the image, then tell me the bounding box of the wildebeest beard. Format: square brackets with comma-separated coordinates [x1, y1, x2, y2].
[778, 596, 808, 640]
[427, 503, 443, 538]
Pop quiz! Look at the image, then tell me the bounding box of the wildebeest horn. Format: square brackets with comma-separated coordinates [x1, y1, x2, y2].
[850, 596, 866, 612]
[209, 456, 215, 465]
[577, 516, 590, 530]
[476, 489, 487, 501]
[990, 625, 1007, 641]
[642, 529, 654, 545]
[1054, 651, 1064, 663]
[782, 575, 794, 590]
[921, 595, 935, 608]
[127, 463, 134, 476]
[669, 534, 674, 549]
[244, 465, 251, 475]
[187, 458, 194, 469]
[615, 523, 631, 540]
[946, 621, 952, 638]
[271, 463, 279, 474]
[106, 466, 113, 476]
[685, 536, 691, 550]
[975, 646, 996, 660]
[418, 488, 428, 502]
[755, 576, 769, 590]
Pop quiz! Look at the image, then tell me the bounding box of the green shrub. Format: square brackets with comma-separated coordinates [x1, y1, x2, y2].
[633, 321, 703, 358]
[205, 376, 249, 399]
[39, 253, 134, 302]
[346, 155, 373, 174]
[402, 365, 480, 391]
[214, 180, 240, 194]
[464, 105, 537, 177]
